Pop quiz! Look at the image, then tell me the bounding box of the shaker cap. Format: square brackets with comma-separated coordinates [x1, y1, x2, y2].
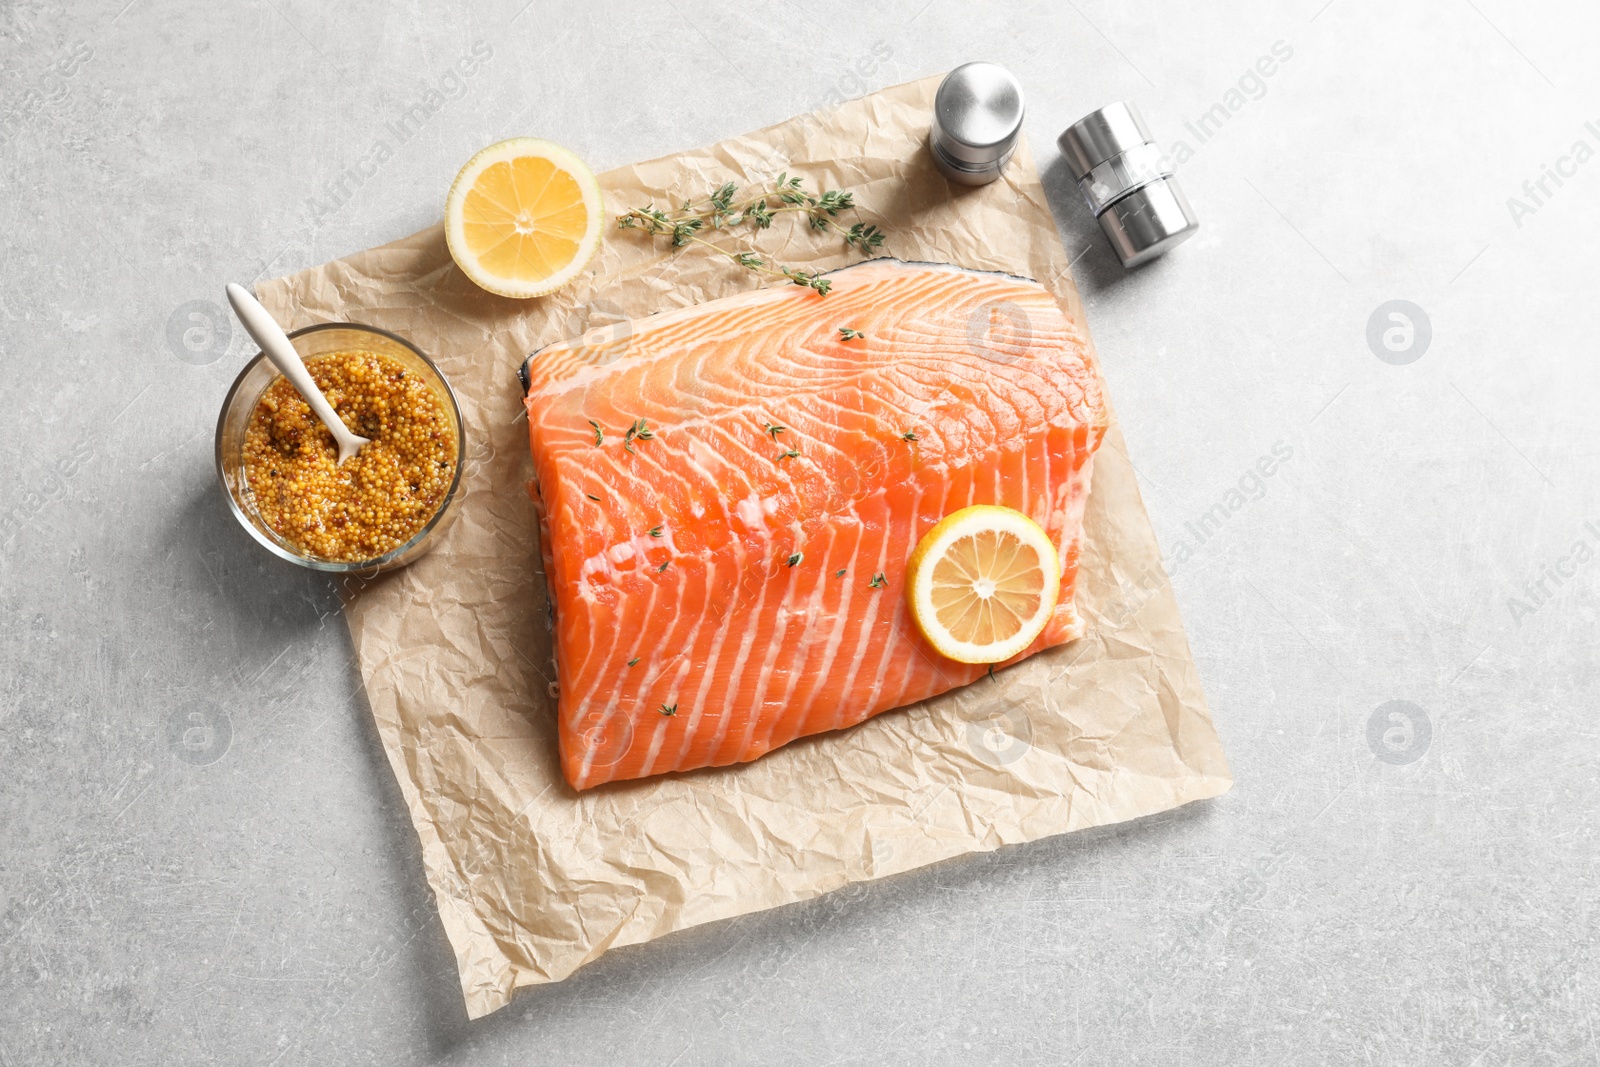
[1057, 101, 1154, 181]
[931, 62, 1026, 168]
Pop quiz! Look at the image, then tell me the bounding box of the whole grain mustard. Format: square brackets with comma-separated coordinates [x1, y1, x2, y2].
[242, 350, 456, 562]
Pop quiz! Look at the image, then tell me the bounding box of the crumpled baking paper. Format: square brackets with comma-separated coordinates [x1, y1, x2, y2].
[255, 74, 1231, 1019]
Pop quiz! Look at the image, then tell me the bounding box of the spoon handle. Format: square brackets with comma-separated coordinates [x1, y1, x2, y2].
[225, 283, 362, 457]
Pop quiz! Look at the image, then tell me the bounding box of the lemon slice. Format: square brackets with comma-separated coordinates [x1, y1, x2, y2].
[444, 137, 604, 299]
[906, 505, 1060, 664]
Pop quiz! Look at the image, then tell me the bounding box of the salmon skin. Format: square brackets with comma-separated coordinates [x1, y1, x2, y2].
[522, 260, 1107, 789]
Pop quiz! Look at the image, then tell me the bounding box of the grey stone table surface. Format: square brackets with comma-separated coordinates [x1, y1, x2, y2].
[3, 0, 1597, 1063]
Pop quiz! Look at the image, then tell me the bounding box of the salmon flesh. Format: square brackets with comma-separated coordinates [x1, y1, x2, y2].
[522, 260, 1108, 789]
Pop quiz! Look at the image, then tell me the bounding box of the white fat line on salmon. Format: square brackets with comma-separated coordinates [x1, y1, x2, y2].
[772, 531, 863, 745]
[849, 479, 973, 722]
[742, 530, 837, 754]
[656, 447, 788, 768]
[670, 546, 747, 773]
[584, 589, 673, 783]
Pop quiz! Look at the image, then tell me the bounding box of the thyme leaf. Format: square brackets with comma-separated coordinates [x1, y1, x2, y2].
[587, 419, 604, 446]
[787, 552, 803, 567]
[659, 702, 678, 717]
[838, 326, 865, 341]
[844, 223, 885, 252]
[869, 573, 887, 589]
[616, 174, 884, 295]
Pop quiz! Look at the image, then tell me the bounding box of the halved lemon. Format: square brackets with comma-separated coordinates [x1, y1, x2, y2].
[444, 137, 604, 299]
[906, 505, 1060, 664]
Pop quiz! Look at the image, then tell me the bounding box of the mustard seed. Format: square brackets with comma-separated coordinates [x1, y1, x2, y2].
[242, 350, 456, 562]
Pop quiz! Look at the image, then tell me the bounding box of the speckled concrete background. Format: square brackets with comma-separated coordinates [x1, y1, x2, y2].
[3, 1, 1597, 1063]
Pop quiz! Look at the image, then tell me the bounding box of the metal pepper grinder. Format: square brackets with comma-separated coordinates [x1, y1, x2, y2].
[1058, 102, 1199, 268]
[929, 62, 1025, 186]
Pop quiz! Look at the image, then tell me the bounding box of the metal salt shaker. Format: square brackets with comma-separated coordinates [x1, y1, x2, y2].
[929, 62, 1025, 186]
[1058, 102, 1199, 268]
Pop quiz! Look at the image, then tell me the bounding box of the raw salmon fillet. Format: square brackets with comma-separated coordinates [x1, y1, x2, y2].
[522, 260, 1107, 789]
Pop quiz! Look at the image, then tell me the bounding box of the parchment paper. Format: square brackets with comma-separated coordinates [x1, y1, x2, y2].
[256, 74, 1231, 1019]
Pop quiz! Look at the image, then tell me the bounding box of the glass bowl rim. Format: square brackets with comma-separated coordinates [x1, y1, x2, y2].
[213, 320, 467, 574]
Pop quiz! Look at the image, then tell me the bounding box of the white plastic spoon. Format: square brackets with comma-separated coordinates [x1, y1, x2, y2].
[225, 282, 369, 464]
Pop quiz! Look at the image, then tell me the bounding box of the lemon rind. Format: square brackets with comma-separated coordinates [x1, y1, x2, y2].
[906, 504, 1061, 665]
[444, 136, 605, 300]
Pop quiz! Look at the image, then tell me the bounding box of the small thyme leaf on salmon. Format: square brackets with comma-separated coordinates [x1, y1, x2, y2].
[587, 419, 604, 446]
[787, 552, 803, 567]
[622, 417, 654, 454]
[838, 326, 865, 341]
[657, 560, 670, 572]
[538, 262, 1106, 789]
[585, 492, 601, 501]
[648, 525, 663, 538]
[784, 268, 833, 296]
[776, 448, 800, 461]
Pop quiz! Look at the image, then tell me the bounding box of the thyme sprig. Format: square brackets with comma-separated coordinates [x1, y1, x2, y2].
[617, 172, 887, 295]
[623, 417, 654, 453]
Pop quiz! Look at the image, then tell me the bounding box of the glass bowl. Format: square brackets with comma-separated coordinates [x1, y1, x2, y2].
[214, 322, 466, 575]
